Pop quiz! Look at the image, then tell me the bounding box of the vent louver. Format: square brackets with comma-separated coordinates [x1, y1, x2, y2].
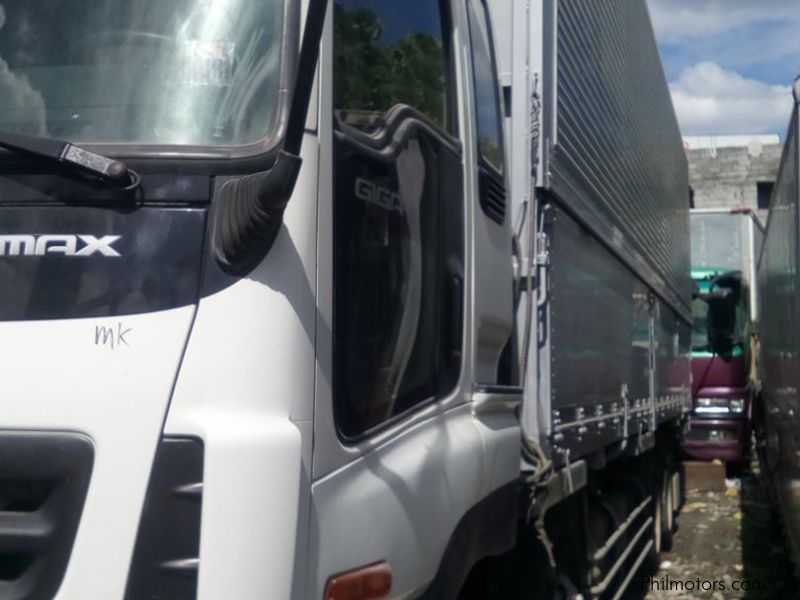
[125, 437, 204, 600]
[479, 169, 507, 224]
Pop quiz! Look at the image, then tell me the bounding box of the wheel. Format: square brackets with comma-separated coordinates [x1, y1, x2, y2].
[660, 469, 675, 552]
[643, 484, 665, 575]
[646, 467, 674, 573]
[726, 460, 745, 478]
[553, 575, 582, 600]
[458, 526, 558, 600]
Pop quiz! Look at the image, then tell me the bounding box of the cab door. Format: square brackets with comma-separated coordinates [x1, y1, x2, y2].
[307, 0, 520, 597]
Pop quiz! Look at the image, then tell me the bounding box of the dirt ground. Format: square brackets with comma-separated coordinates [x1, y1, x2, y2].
[644, 463, 798, 599]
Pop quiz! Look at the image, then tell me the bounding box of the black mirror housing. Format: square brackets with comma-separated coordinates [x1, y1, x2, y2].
[704, 288, 737, 355]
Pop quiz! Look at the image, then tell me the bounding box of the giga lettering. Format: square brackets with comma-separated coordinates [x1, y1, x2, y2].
[354, 177, 405, 215]
[0, 235, 122, 257]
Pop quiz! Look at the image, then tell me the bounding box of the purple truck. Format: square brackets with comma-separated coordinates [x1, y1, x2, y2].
[681, 209, 763, 472]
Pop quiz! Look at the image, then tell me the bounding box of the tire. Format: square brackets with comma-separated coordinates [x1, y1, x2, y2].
[553, 575, 582, 600]
[654, 487, 663, 555]
[660, 469, 675, 552]
[647, 467, 674, 573]
[726, 460, 745, 478]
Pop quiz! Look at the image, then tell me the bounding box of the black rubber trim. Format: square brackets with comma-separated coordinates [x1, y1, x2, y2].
[211, 0, 330, 276]
[0, 432, 94, 600]
[125, 437, 204, 600]
[473, 384, 524, 396]
[420, 481, 520, 600]
[212, 150, 302, 275]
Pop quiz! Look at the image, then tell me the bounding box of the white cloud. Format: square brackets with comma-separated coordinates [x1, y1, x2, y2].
[669, 62, 793, 135]
[645, 0, 800, 83]
[647, 0, 800, 43]
[0, 58, 46, 135]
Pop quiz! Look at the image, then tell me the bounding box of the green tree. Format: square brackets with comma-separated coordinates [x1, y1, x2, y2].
[334, 2, 446, 130]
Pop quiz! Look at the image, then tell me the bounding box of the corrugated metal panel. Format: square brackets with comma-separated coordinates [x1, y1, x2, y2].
[546, 204, 652, 459]
[751, 220, 764, 320]
[758, 104, 800, 559]
[653, 299, 691, 425]
[760, 108, 799, 405]
[549, 206, 650, 409]
[543, 0, 691, 320]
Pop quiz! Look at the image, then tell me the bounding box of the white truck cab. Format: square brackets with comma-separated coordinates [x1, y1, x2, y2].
[0, 1, 689, 598]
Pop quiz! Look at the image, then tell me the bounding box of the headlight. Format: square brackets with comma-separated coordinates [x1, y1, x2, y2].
[694, 398, 746, 414]
[696, 398, 729, 414]
[729, 398, 746, 414]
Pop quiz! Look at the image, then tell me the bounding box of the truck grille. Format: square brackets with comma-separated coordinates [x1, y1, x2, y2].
[0, 433, 94, 600]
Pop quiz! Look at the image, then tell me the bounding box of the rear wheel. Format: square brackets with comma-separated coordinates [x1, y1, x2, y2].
[458, 525, 557, 600]
[647, 466, 674, 572]
[726, 460, 745, 478]
[660, 469, 674, 552]
[654, 488, 663, 554]
[553, 575, 582, 600]
[644, 484, 664, 574]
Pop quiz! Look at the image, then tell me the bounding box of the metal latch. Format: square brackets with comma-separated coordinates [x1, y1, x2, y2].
[535, 231, 550, 266]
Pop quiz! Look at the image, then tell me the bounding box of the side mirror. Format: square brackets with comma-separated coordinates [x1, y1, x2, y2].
[705, 288, 737, 355]
[691, 279, 701, 300]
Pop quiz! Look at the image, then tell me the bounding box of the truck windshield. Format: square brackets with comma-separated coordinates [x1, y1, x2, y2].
[0, 0, 287, 148]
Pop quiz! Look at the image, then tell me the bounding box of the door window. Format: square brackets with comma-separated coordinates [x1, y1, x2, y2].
[466, 0, 505, 174]
[333, 0, 452, 134]
[332, 0, 463, 439]
[466, 0, 507, 224]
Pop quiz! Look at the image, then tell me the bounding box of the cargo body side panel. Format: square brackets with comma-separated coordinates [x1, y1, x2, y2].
[543, 0, 691, 320]
[545, 203, 655, 461]
[760, 106, 800, 563]
[653, 298, 691, 425]
[691, 210, 764, 320]
[691, 213, 749, 273]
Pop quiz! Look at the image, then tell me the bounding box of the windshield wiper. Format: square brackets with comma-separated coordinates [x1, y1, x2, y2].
[0, 131, 138, 189]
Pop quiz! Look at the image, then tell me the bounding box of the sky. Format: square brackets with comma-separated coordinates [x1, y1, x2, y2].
[646, 0, 800, 137]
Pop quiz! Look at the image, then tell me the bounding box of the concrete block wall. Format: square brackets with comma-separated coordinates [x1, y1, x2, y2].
[687, 142, 782, 223]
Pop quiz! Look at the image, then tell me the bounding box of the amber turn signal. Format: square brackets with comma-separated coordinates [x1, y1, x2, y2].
[324, 561, 392, 600]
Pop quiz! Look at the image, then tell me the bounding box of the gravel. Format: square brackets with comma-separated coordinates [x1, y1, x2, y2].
[644, 462, 798, 599]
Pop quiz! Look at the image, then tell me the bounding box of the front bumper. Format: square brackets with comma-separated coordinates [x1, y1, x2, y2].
[681, 416, 748, 462]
